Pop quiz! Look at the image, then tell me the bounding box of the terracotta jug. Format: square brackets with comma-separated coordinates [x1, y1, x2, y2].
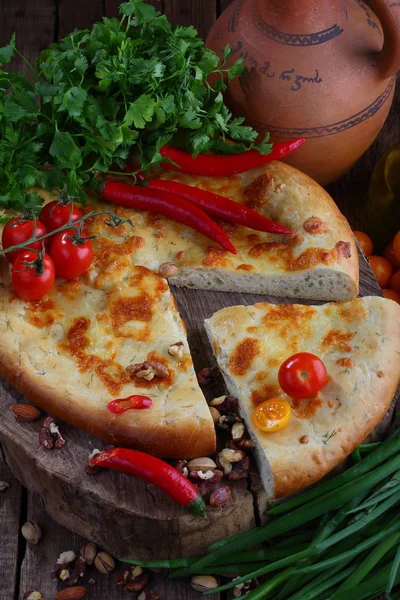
[206, 0, 400, 184]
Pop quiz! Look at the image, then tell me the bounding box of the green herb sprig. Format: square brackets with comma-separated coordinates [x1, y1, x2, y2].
[0, 0, 271, 214]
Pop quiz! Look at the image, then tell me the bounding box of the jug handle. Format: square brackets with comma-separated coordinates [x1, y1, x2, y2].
[369, 0, 400, 78]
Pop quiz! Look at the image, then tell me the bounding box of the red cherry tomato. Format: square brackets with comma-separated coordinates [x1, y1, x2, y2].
[40, 201, 82, 232]
[2, 217, 48, 263]
[278, 352, 328, 400]
[50, 229, 93, 280]
[12, 250, 55, 300]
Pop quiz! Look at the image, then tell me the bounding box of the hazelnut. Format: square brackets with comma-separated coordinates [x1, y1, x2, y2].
[168, 341, 185, 359]
[94, 551, 115, 575]
[21, 521, 42, 545]
[209, 406, 220, 424]
[187, 457, 217, 471]
[299, 435, 309, 444]
[232, 422, 245, 441]
[217, 448, 244, 475]
[158, 262, 178, 278]
[80, 542, 97, 565]
[191, 575, 219, 592]
[210, 395, 227, 407]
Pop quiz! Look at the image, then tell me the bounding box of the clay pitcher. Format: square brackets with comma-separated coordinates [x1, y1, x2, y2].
[206, 0, 400, 184]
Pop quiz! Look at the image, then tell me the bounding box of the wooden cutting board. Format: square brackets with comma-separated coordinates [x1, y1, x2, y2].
[0, 249, 399, 562]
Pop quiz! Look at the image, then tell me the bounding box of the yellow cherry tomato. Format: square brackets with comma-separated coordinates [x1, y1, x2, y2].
[252, 398, 291, 433]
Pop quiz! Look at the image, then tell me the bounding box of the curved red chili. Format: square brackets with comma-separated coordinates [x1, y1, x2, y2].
[148, 179, 292, 235]
[159, 138, 305, 177]
[101, 181, 237, 254]
[107, 396, 153, 414]
[89, 448, 206, 515]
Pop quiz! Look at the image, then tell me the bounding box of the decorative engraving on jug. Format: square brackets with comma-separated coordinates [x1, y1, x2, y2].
[354, 0, 382, 34]
[246, 77, 395, 138]
[251, 0, 344, 45]
[228, 0, 246, 33]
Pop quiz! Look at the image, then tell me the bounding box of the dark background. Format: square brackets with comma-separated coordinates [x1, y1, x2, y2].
[0, 0, 233, 73]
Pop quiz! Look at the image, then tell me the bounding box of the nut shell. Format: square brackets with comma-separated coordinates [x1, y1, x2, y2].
[94, 551, 115, 575]
[187, 457, 217, 471]
[80, 542, 97, 565]
[21, 521, 42, 545]
[158, 262, 179, 278]
[54, 587, 86, 600]
[191, 575, 219, 592]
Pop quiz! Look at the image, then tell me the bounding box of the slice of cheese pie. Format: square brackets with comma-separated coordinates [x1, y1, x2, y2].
[205, 297, 400, 497]
[0, 260, 216, 458]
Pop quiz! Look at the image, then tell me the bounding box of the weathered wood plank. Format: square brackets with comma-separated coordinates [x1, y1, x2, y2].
[0, 452, 23, 600]
[18, 492, 220, 600]
[163, 0, 217, 39]
[0, 0, 55, 75]
[105, 0, 162, 17]
[57, 0, 104, 40]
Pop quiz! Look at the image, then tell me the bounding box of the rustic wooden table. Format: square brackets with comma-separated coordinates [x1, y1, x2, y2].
[0, 2, 400, 599]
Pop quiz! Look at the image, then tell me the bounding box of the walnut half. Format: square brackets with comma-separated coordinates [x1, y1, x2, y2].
[127, 361, 169, 381]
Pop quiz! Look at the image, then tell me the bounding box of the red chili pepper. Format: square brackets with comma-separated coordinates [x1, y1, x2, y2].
[89, 448, 206, 515]
[107, 395, 153, 414]
[148, 179, 293, 235]
[102, 181, 237, 254]
[159, 138, 305, 177]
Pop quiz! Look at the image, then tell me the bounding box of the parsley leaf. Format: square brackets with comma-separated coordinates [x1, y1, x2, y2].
[0, 34, 16, 66]
[0, 0, 273, 214]
[125, 94, 156, 129]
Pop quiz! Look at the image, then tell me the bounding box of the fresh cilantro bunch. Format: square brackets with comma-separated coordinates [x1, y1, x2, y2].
[0, 0, 271, 213]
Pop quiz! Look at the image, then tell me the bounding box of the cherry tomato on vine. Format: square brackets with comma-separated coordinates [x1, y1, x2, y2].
[50, 229, 93, 280]
[40, 201, 82, 232]
[252, 398, 291, 432]
[278, 352, 328, 400]
[2, 217, 48, 263]
[353, 231, 373, 257]
[369, 255, 393, 288]
[11, 250, 55, 300]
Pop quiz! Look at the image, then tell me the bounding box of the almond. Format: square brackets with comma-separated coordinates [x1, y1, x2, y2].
[54, 587, 86, 600]
[10, 404, 41, 422]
